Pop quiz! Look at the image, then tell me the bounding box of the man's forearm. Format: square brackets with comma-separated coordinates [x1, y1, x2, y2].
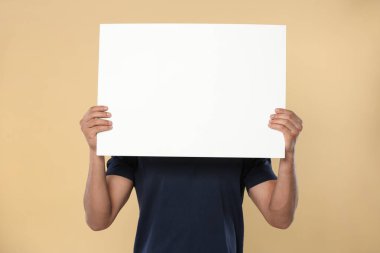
[268, 151, 298, 229]
[83, 150, 112, 230]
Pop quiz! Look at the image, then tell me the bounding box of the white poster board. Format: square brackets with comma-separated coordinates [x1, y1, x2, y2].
[97, 23, 286, 158]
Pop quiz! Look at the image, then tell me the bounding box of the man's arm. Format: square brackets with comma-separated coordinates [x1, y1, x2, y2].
[247, 152, 298, 229]
[83, 150, 134, 231]
[247, 107, 302, 229]
[80, 105, 134, 231]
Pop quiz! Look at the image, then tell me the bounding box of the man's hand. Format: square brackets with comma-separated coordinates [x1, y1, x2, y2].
[79, 105, 113, 152]
[268, 108, 303, 155]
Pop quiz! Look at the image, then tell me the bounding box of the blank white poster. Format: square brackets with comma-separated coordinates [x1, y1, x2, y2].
[97, 23, 286, 158]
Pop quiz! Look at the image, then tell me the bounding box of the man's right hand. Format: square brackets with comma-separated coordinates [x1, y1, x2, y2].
[80, 105, 113, 152]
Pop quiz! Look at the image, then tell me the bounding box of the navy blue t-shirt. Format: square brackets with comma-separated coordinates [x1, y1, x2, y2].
[106, 156, 277, 253]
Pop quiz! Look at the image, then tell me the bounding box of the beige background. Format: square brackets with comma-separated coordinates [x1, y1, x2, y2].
[1, 0, 379, 252]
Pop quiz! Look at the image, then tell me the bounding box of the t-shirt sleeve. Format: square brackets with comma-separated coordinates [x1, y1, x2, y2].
[243, 158, 278, 191]
[105, 156, 138, 183]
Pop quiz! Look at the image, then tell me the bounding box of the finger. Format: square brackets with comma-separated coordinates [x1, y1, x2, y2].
[270, 113, 302, 131]
[86, 118, 112, 128]
[89, 125, 113, 136]
[275, 108, 303, 125]
[87, 111, 112, 122]
[85, 105, 108, 118]
[269, 118, 299, 135]
[275, 108, 292, 115]
[82, 106, 109, 122]
[90, 105, 108, 113]
[268, 122, 292, 136]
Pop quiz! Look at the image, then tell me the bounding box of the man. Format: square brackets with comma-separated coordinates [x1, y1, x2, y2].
[80, 105, 302, 253]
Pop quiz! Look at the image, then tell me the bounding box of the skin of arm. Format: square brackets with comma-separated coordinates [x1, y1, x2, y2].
[247, 108, 303, 229]
[81, 105, 134, 231]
